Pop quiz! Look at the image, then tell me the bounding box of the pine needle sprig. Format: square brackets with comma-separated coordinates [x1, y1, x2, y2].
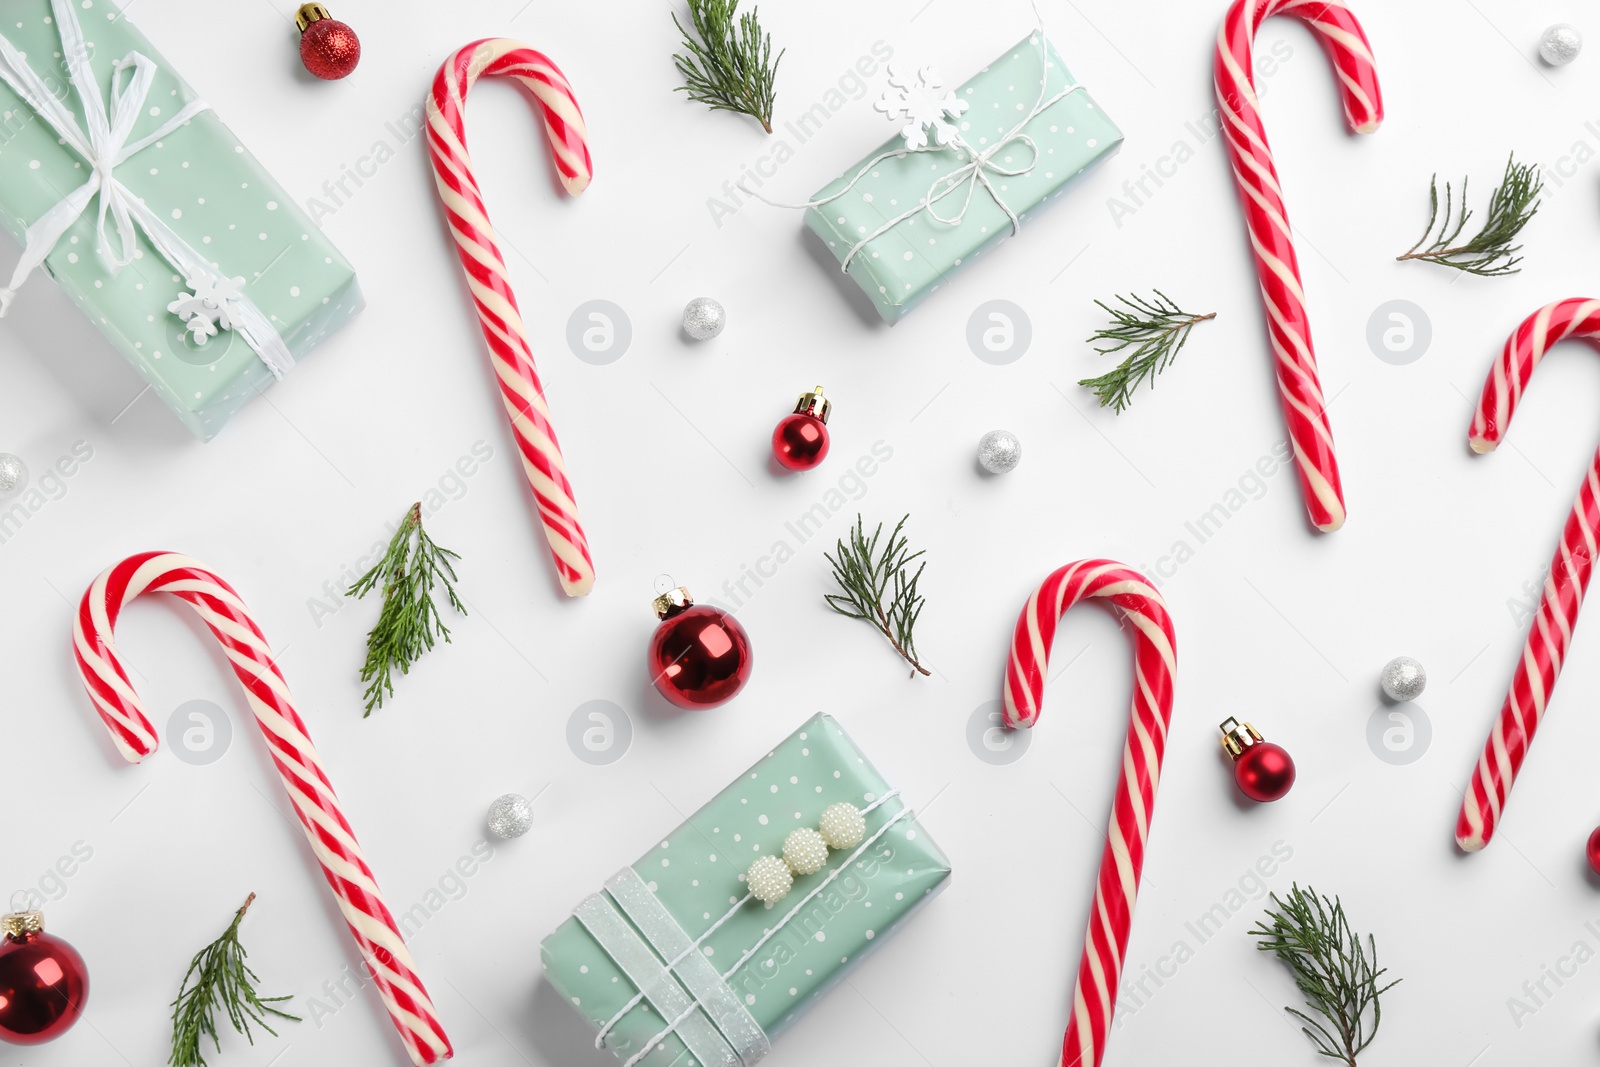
[170, 893, 298, 1067]
[672, 0, 783, 133]
[824, 515, 931, 678]
[1397, 153, 1543, 276]
[347, 502, 465, 716]
[1250, 884, 1400, 1066]
[1078, 291, 1215, 413]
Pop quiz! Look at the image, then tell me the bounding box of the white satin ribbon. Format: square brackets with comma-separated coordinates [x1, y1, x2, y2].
[0, 0, 294, 379]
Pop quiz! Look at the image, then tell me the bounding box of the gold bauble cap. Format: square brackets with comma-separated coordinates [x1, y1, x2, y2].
[652, 586, 694, 620]
[792, 385, 831, 423]
[1218, 717, 1264, 761]
[1, 910, 44, 939]
[295, 3, 334, 31]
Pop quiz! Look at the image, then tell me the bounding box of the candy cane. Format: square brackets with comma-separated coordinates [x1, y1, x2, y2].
[426, 41, 596, 597]
[1215, 0, 1383, 533]
[1002, 561, 1177, 1067]
[1458, 299, 1600, 853]
[71, 552, 453, 1065]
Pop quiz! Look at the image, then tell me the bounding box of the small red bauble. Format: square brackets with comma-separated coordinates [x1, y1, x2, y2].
[1587, 827, 1600, 877]
[296, 3, 361, 80]
[648, 586, 753, 709]
[0, 911, 88, 1046]
[772, 386, 831, 472]
[1220, 717, 1296, 803]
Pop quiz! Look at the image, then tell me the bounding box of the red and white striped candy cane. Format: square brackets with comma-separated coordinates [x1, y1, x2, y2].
[426, 41, 596, 597]
[1215, 0, 1383, 533]
[1002, 561, 1177, 1067]
[1458, 299, 1600, 853]
[71, 552, 453, 1065]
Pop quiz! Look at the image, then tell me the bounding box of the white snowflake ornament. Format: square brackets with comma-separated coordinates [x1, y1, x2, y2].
[874, 64, 970, 150]
[168, 273, 245, 345]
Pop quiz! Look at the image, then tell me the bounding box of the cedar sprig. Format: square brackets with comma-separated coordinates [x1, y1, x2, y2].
[672, 0, 784, 133]
[1250, 884, 1400, 1066]
[170, 894, 298, 1067]
[1078, 291, 1214, 413]
[824, 515, 930, 678]
[1397, 153, 1542, 276]
[347, 502, 465, 715]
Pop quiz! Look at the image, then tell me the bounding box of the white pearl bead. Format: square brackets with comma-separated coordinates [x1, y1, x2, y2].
[782, 828, 830, 875]
[818, 802, 866, 850]
[746, 854, 793, 904]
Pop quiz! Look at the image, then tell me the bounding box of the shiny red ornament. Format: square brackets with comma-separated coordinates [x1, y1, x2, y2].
[1220, 717, 1296, 803]
[0, 911, 88, 1046]
[297, 3, 361, 80]
[648, 586, 752, 708]
[1587, 827, 1600, 877]
[772, 386, 831, 472]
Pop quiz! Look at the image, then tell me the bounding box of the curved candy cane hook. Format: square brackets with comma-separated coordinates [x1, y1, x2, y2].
[1002, 561, 1177, 1067]
[1458, 299, 1600, 854]
[1215, 0, 1384, 532]
[72, 552, 453, 1065]
[426, 40, 596, 596]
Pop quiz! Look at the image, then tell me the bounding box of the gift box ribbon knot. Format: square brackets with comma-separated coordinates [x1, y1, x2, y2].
[0, 0, 294, 378]
[575, 791, 914, 1067]
[748, 24, 1086, 274]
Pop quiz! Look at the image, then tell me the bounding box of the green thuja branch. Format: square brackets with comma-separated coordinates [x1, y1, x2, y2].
[824, 515, 930, 678]
[347, 502, 465, 715]
[1250, 884, 1400, 1066]
[1397, 153, 1542, 276]
[672, 0, 783, 133]
[1078, 291, 1214, 413]
[170, 894, 298, 1067]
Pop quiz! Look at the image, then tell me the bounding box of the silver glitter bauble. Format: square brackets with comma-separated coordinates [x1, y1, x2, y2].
[0, 453, 26, 495]
[1380, 656, 1427, 703]
[1540, 23, 1582, 65]
[976, 430, 1021, 474]
[486, 793, 533, 839]
[681, 297, 726, 341]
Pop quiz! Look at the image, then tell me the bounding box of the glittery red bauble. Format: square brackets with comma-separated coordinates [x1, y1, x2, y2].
[1234, 742, 1296, 803]
[772, 413, 830, 471]
[0, 927, 89, 1045]
[1587, 827, 1600, 876]
[648, 604, 753, 709]
[300, 17, 361, 80]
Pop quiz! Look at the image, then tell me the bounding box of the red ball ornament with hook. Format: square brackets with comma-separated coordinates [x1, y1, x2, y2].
[296, 3, 360, 80]
[1220, 717, 1296, 802]
[772, 386, 832, 472]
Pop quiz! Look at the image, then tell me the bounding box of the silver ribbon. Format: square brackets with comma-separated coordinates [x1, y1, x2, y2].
[574, 892, 745, 1067]
[607, 868, 770, 1065]
[0, 0, 294, 379]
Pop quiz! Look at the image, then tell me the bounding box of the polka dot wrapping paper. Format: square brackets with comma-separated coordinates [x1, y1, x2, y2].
[803, 33, 1122, 323]
[0, 1, 362, 440]
[540, 714, 951, 1067]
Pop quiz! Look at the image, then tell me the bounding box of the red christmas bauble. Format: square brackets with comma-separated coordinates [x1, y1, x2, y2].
[1586, 827, 1600, 876]
[297, 4, 360, 80]
[648, 587, 752, 709]
[0, 913, 88, 1046]
[1235, 742, 1296, 803]
[772, 387, 832, 472]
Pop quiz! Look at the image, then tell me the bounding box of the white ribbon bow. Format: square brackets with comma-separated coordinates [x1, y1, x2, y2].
[0, 0, 293, 378]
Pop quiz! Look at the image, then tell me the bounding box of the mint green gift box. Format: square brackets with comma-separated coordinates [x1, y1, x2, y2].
[0, 0, 361, 440]
[805, 33, 1121, 323]
[541, 714, 950, 1067]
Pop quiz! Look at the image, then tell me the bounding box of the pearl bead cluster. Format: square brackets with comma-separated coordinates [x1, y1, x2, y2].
[744, 801, 868, 905]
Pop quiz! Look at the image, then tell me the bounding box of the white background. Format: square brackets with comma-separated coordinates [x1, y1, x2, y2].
[5, 0, 1600, 1064]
